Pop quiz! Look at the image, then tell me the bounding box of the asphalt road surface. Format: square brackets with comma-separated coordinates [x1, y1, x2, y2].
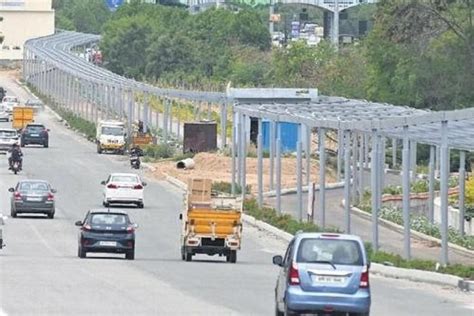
[0, 74, 473, 315]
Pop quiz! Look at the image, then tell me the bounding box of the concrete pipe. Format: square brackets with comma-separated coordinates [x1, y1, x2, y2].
[177, 158, 195, 170]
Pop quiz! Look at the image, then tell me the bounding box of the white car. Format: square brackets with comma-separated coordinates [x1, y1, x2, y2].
[0, 128, 19, 152]
[2, 96, 19, 114]
[101, 173, 146, 208]
[0, 106, 9, 122]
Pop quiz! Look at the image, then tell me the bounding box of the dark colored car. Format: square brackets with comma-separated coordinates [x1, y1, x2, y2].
[9, 180, 57, 218]
[21, 123, 49, 147]
[75, 210, 137, 260]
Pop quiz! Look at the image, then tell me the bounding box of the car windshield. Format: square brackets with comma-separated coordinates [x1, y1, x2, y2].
[102, 126, 123, 136]
[90, 213, 128, 225]
[111, 175, 139, 183]
[3, 97, 18, 103]
[27, 126, 45, 133]
[297, 238, 363, 266]
[19, 182, 49, 192]
[0, 130, 17, 137]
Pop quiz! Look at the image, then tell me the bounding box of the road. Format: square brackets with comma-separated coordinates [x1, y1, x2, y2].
[0, 73, 473, 315]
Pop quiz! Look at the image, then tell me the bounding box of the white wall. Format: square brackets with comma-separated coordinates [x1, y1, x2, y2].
[0, 0, 54, 60]
[434, 197, 474, 236]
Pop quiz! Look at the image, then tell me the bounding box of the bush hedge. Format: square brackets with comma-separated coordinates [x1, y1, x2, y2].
[244, 199, 473, 279]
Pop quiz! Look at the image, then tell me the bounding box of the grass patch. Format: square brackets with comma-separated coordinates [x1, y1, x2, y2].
[244, 198, 340, 235]
[365, 243, 474, 279]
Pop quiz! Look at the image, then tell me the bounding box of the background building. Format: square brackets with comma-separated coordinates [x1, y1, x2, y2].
[0, 0, 55, 60]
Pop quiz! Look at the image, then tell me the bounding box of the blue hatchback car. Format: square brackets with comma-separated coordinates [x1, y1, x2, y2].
[273, 232, 371, 316]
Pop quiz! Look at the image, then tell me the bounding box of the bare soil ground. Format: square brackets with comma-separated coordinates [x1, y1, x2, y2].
[150, 152, 336, 193]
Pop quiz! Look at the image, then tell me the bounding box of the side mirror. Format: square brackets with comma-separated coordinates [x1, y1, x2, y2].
[142, 182, 147, 186]
[133, 223, 139, 229]
[179, 214, 183, 220]
[74, 221, 82, 226]
[100, 181, 106, 185]
[51, 189, 57, 193]
[8, 187, 14, 192]
[272, 255, 283, 267]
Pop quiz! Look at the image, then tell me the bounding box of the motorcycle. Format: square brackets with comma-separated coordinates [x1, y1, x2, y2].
[130, 148, 143, 170]
[130, 153, 140, 169]
[11, 160, 21, 174]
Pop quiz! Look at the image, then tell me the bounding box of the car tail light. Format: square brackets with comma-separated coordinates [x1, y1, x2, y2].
[126, 226, 135, 233]
[81, 224, 92, 232]
[360, 266, 369, 288]
[288, 262, 300, 285]
[107, 184, 118, 189]
[133, 184, 143, 190]
[14, 191, 21, 200]
[47, 193, 54, 201]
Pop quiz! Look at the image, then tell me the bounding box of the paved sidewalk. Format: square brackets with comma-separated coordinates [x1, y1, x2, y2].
[266, 171, 474, 265]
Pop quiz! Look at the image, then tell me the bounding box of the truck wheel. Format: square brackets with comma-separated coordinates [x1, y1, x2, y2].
[185, 253, 192, 262]
[43, 141, 49, 148]
[229, 250, 237, 263]
[181, 247, 185, 261]
[97, 145, 102, 154]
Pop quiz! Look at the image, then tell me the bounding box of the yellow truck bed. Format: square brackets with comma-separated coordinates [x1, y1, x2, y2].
[187, 209, 241, 237]
[12, 106, 34, 130]
[181, 178, 243, 263]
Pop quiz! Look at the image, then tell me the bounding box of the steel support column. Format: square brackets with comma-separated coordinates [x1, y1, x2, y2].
[440, 121, 449, 265]
[402, 126, 411, 260]
[370, 130, 379, 251]
[257, 118, 263, 207]
[428, 146, 435, 224]
[319, 128, 326, 228]
[459, 151, 466, 237]
[344, 130, 351, 233]
[297, 124, 303, 221]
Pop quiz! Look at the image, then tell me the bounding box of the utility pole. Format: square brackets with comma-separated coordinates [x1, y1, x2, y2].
[332, 0, 340, 50]
[269, 0, 275, 35]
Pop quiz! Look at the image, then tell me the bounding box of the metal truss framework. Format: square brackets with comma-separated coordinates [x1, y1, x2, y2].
[23, 31, 471, 266]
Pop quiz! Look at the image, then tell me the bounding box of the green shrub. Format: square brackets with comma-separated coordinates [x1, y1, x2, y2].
[143, 144, 175, 159]
[243, 198, 340, 235]
[376, 207, 474, 250]
[364, 242, 474, 279]
[212, 181, 251, 194]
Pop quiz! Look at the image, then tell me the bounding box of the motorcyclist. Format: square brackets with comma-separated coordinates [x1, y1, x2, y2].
[130, 145, 144, 157]
[130, 145, 143, 169]
[8, 143, 23, 170]
[138, 120, 144, 134]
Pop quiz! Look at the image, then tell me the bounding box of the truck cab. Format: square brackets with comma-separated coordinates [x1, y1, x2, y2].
[96, 120, 126, 154]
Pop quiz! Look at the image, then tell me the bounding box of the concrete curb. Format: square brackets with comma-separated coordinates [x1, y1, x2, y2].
[344, 201, 474, 258]
[161, 173, 472, 290]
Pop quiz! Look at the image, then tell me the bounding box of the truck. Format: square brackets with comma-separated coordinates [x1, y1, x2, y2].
[96, 120, 126, 154]
[179, 178, 243, 263]
[130, 131, 155, 148]
[12, 106, 34, 130]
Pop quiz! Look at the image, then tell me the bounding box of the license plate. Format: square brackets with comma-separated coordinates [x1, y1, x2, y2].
[30, 134, 39, 137]
[313, 275, 345, 284]
[99, 241, 117, 247]
[27, 197, 42, 202]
